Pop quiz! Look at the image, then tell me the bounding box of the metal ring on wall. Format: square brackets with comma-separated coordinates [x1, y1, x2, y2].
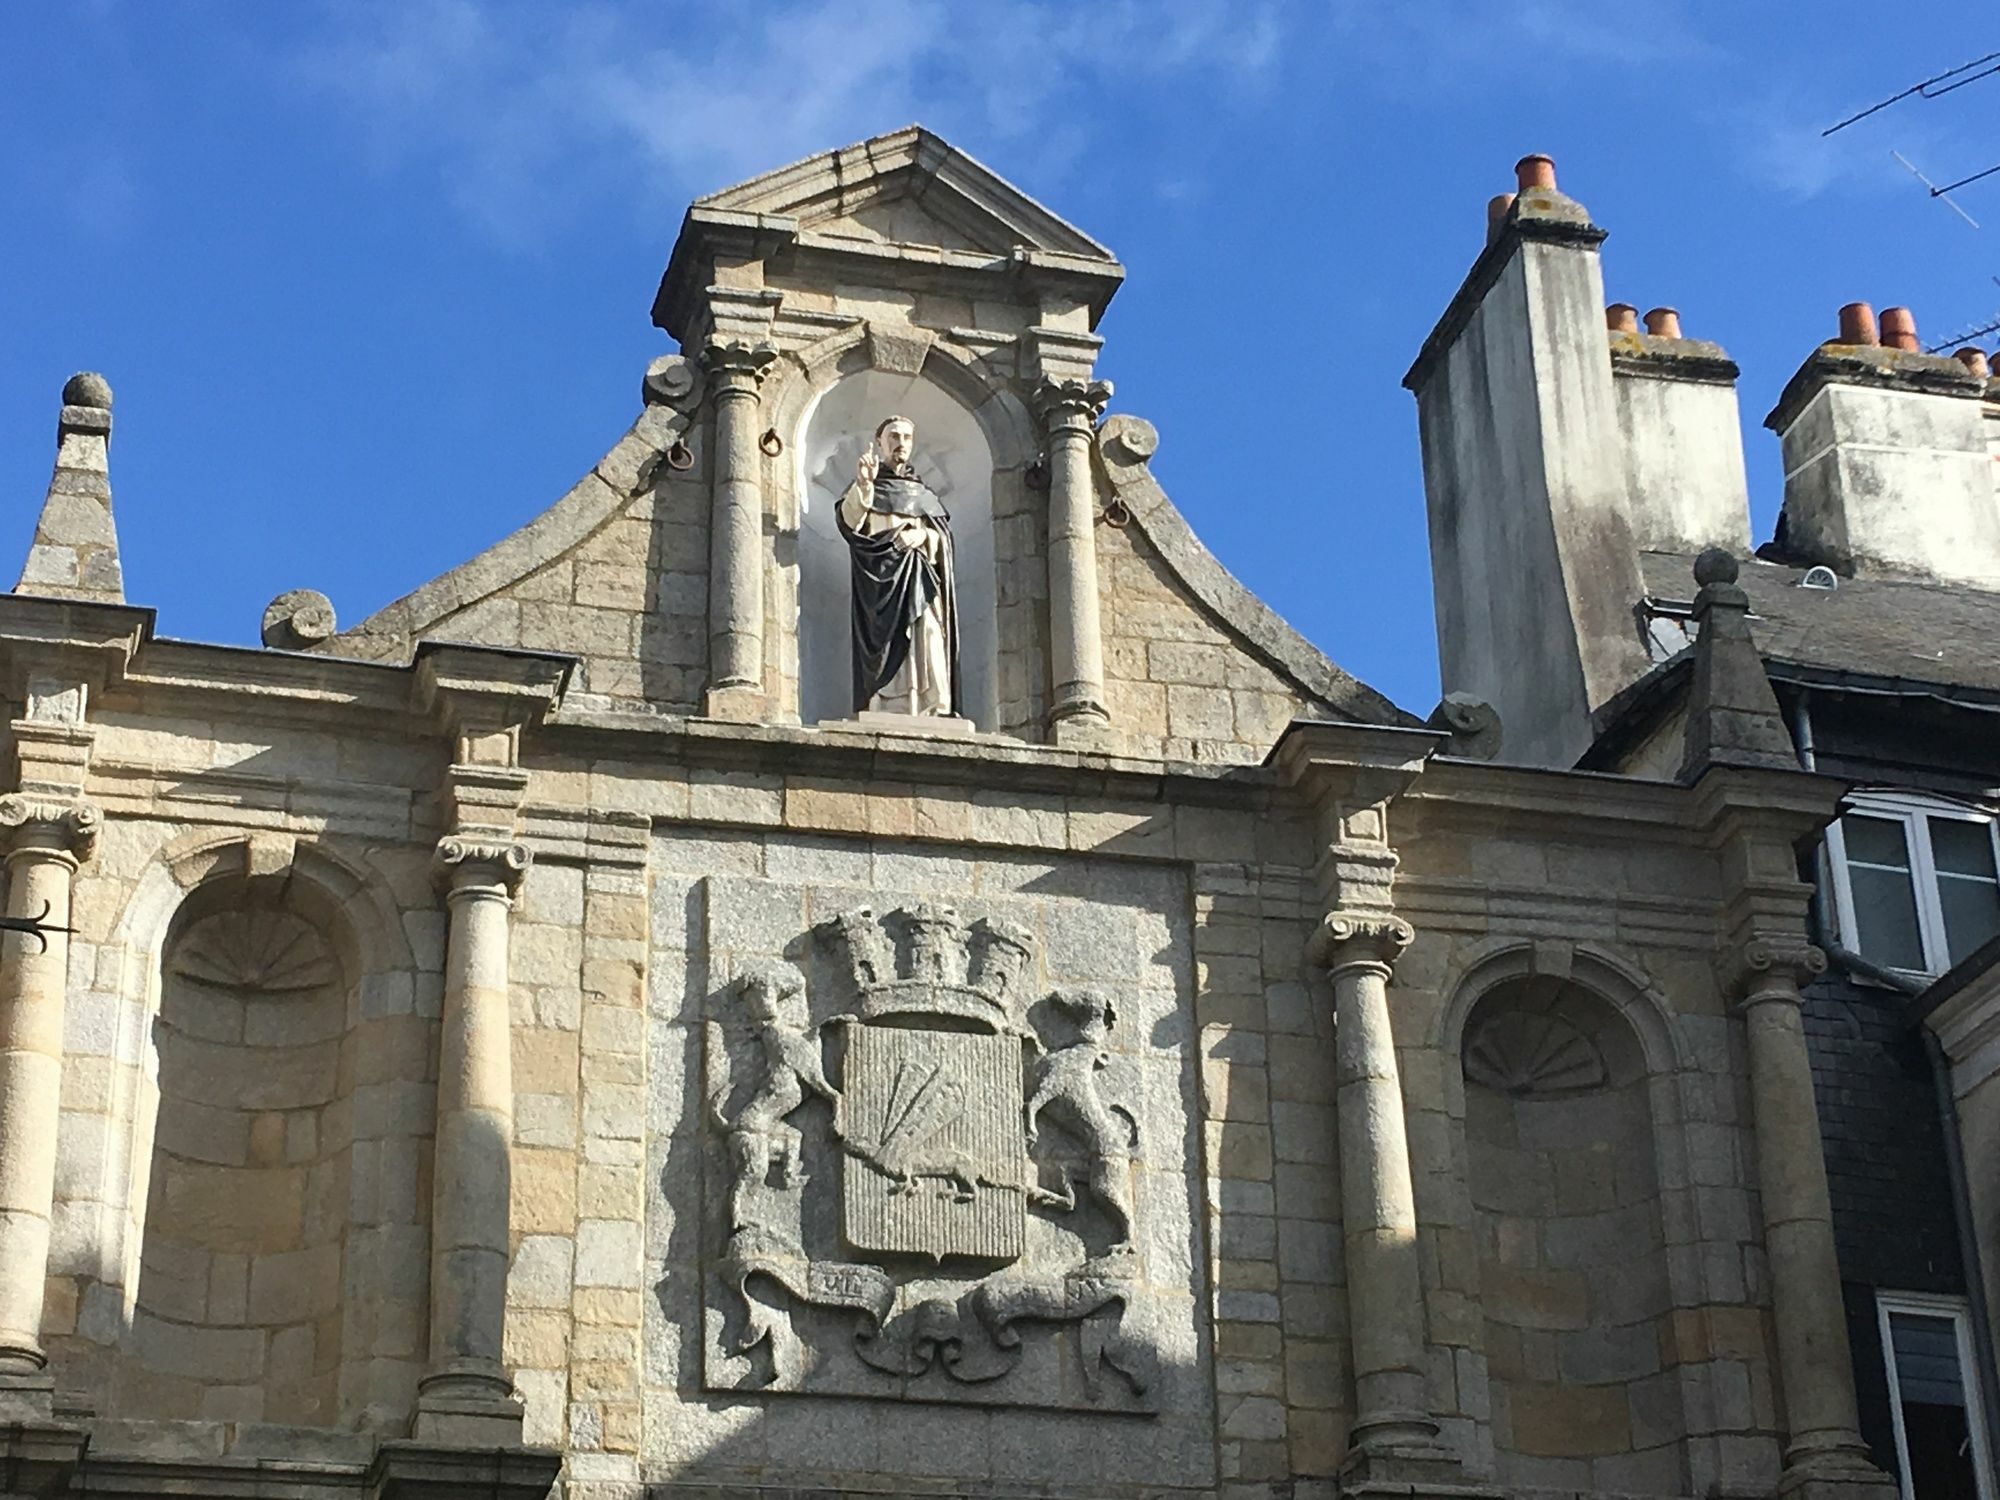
[665, 438, 695, 472]
[1099, 498, 1132, 528]
[760, 429, 784, 457]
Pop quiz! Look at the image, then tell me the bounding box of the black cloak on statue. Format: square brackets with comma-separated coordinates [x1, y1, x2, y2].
[835, 464, 962, 716]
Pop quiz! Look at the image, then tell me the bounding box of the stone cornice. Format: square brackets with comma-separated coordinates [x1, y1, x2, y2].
[1608, 332, 1741, 387]
[1765, 344, 1984, 434]
[414, 642, 574, 745]
[0, 595, 151, 700]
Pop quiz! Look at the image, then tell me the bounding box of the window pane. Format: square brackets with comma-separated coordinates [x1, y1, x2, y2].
[1888, 1310, 1980, 1500]
[1932, 818, 1999, 881]
[1847, 814, 1914, 869]
[1891, 1312, 1967, 1406]
[1938, 875, 2000, 967]
[1849, 864, 1928, 971]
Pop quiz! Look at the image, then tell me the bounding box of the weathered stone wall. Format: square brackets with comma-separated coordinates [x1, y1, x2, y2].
[1391, 765, 1790, 1498]
[1096, 517, 1314, 765]
[0, 669, 1833, 1500]
[331, 409, 712, 713]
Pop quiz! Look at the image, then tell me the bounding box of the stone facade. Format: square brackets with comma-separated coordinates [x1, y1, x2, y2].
[0, 127, 1908, 1500]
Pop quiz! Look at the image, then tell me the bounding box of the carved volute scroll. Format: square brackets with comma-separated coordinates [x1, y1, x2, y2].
[701, 901, 1157, 1410]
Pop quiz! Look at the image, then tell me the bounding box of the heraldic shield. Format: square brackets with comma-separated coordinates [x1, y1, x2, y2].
[828, 899, 1040, 1263]
[841, 1024, 1025, 1260]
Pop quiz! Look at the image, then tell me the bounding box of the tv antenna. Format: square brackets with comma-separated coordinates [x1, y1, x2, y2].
[1825, 51, 2000, 230]
[1825, 51, 2000, 135]
[1925, 279, 2000, 354]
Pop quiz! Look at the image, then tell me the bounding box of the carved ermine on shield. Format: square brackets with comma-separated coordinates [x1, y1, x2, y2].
[712, 962, 840, 1232]
[1025, 987, 1138, 1252]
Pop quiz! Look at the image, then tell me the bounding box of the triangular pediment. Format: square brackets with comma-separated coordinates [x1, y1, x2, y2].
[695, 125, 1116, 262]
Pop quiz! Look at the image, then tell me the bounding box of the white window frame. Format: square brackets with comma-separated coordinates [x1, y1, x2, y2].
[1827, 792, 2000, 978]
[1876, 1289, 1996, 1500]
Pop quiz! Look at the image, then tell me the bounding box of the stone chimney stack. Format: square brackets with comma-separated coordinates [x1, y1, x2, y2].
[1766, 303, 2000, 587]
[1608, 306, 1753, 554]
[1405, 157, 1651, 768]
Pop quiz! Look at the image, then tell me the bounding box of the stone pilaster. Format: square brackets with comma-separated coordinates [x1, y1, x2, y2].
[415, 833, 531, 1445]
[1733, 939, 1895, 1500]
[0, 793, 97, 1406]
[1033, 378, 1113, 745]
[702, 340, 778, 721]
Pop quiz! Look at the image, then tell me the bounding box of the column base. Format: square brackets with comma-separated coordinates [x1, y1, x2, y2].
[412, 1368, 526, 1447]
[371, 1439, 562, 1500]
[1777, 1441, 1898, 1500]
[0, 1383, 89, 1499]
[1338, 1419, 1495, 1500]
[0, 1365, 55, 1422]
[1048, 707, 1115, 751]
[703, 685, 769, 723]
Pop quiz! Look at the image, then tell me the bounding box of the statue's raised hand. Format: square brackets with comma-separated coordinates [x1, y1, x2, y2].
[856, 448, 880, 486]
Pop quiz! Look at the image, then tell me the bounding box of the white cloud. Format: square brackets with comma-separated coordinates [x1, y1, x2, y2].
[288, 0, 1285, 244]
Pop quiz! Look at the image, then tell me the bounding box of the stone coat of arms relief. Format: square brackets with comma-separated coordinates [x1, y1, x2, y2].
[702, 901, 1157, 1411]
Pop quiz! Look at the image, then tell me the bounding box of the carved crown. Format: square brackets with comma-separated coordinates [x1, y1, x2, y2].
[821, 902, 1038, 1034]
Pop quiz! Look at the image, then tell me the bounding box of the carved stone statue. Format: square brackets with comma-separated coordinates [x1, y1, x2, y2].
[1025, 987, 1138, 1253]
[709, 961, 840, 1234]
[837, 415, 960, 717]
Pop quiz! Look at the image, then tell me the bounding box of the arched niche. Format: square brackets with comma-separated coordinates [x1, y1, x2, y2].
[1459, 974, 1686, 1496]
[794, 370, 998, 728]
[97, 841, 430, 1435]
[125, 885, 352, 1426]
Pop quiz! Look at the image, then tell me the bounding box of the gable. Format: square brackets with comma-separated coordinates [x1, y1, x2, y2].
[696, 125, 1115, 262]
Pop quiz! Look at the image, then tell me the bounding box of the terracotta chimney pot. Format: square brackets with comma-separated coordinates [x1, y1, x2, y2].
[1605, 304, 1640, 334]
[1643, 307, 1682, 339]
[1486, 193, 1516, 242]
[1515, 154, 1557, 192]
[1880, 306, 1920, 352]
[1956, 347, 1991, 379]
[1837, 302, 1879, 347]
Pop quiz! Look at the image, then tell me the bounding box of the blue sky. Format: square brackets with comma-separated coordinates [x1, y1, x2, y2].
[4, 3, 1998, 713]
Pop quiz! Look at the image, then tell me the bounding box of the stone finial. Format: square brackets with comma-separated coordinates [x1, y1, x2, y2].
[17, 372, 124, 604]
[1679, 549, 1798, 781]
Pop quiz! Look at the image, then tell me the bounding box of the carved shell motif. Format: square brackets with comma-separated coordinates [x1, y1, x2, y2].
[1462, 1009, 1608, 1097]
[170, 910, 338, 994]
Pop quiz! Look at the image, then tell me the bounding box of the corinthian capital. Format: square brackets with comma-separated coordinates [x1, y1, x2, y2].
[433, 836, 531, 894]
[1031, 378, 1113, 433]
[698, 340, 778, 389]
[1309, 910, 1415, 975]
[1730, 937, 1826, 1007]
[0, 794, 101, 862]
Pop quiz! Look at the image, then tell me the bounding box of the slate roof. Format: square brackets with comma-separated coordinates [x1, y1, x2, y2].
[1639, 550, 2000, 695]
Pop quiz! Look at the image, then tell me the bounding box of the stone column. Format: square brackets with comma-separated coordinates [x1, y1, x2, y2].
[1318, 912, 1455, 1475]
[0, 796, 96, 1387]
[416, 835, 530, 1444]
[1736, 942, 1894, 1499]
[1033, 379, 1112, 742]
[703, 341, 777, 716]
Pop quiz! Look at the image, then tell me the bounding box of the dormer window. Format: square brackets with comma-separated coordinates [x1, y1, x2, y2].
[1827, 793, 2000, 977]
